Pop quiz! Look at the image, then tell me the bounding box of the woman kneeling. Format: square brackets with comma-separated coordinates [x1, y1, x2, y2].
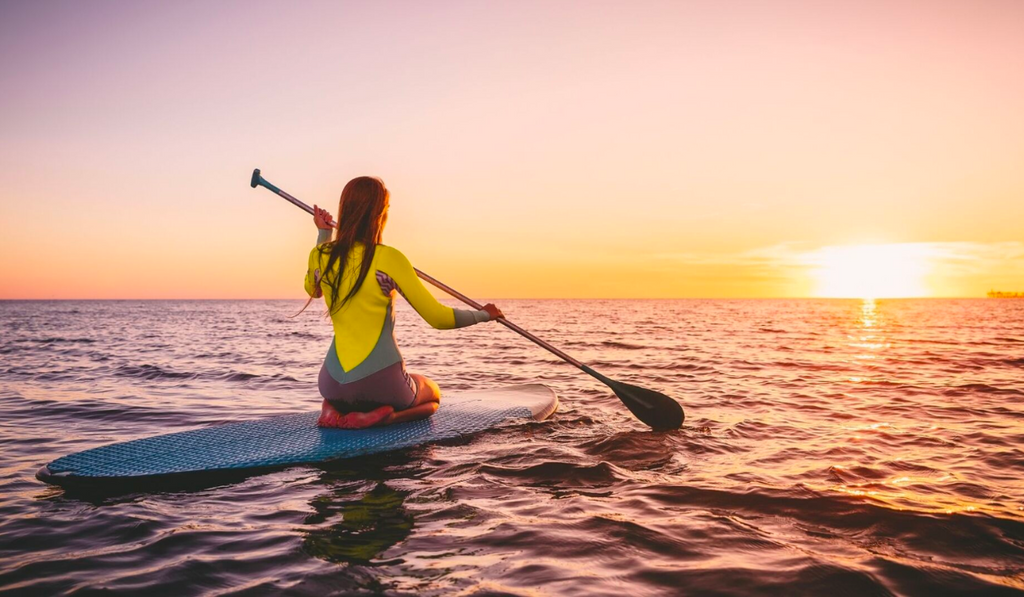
[303, 176, 501, 428]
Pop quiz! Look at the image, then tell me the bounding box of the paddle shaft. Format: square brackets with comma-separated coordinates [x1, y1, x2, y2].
[254, 173, 586, 370]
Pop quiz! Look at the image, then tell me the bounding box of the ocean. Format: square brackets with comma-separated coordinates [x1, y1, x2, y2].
[1, 299, 1022, 595]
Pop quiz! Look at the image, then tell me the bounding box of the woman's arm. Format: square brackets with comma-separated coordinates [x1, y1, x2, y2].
[304, 247, 324, 299]
[378, 246, 501, 329]
[304, 205, 334, 298]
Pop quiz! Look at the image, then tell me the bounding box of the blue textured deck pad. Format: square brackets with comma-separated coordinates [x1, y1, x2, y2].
[47, 396, 539, 479]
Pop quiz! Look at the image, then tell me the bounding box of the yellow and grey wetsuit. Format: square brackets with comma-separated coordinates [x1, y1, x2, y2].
[306, 229, 490, 410]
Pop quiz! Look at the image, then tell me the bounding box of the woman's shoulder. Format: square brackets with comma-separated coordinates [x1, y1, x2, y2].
[309, 241, 330, 255]
[308, 240, 334, 259]
[374, 244, 412, 268]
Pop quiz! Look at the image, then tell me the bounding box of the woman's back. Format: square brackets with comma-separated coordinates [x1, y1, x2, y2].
[307, 240, 488, 378]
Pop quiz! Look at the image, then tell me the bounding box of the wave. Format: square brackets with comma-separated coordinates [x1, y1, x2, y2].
[600, 340, 647, 350]
[109, 365, 303, 386]
[943, 383, 1024, 397]
[219, 372, 300, 384]
[992, 336, 1024, 344]
[631, 484, 1024, 560]
[478, 460, 623, 487]
[114, 364, 197, 381]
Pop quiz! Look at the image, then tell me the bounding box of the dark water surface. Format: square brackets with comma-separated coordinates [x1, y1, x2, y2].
[1, 299, 1022, 596]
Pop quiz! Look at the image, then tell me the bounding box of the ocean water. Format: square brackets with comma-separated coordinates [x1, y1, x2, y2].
[0, 298, 1022, 596]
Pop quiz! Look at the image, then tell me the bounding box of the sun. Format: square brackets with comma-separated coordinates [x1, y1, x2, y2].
[810, 244, 933, 298]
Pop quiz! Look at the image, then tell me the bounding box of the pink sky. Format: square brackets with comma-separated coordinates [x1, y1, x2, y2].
[1, 1, 1022, 298]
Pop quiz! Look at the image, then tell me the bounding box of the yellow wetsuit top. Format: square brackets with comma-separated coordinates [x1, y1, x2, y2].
[305, 229, 490, 384]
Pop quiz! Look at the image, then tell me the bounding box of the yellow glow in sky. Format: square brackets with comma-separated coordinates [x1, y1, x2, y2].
[810, 244, 932, 298]
[1, 2, 1023, 298]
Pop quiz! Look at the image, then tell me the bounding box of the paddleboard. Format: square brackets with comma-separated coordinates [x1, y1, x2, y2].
[37, 384, 557, 487]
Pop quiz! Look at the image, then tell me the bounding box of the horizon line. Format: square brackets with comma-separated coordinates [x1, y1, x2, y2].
[0, 296, 998, 301]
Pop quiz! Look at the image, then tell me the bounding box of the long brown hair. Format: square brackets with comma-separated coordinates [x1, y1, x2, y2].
[318, 176, 390, 313]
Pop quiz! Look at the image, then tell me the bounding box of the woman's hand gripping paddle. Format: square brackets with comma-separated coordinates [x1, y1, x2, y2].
[250, 168, 685, 430]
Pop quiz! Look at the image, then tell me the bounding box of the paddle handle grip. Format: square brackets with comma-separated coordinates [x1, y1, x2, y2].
[256, 174, 339, 228]
[252, 169, 586, 370]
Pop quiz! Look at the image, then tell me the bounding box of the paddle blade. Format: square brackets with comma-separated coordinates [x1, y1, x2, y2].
[581, 365, 684, 430]
[612, 381, 685, 430]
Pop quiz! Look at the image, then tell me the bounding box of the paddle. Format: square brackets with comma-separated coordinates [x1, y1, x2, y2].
[250, 168, 685, 430]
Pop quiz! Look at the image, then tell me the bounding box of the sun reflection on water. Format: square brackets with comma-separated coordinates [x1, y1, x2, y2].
[827, 299, 989, 516]
[861, 298, 877, 327]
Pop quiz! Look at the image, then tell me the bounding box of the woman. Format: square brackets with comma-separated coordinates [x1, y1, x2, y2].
[305, 176, 503, 429]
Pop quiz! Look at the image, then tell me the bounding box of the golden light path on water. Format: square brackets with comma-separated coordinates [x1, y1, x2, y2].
[828, 298, 986, 517]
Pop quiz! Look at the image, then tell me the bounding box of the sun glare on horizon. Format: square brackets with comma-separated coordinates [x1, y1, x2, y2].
[810, 244, 933, 299]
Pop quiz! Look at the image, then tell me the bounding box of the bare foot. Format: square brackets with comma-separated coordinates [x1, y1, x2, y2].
[387, 402, 439, 424]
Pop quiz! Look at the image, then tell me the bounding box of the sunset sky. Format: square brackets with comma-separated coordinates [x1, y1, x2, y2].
[2, 1, 1022, 299]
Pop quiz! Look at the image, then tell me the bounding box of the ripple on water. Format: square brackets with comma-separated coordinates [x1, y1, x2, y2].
[1, 299, 1023, 595]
